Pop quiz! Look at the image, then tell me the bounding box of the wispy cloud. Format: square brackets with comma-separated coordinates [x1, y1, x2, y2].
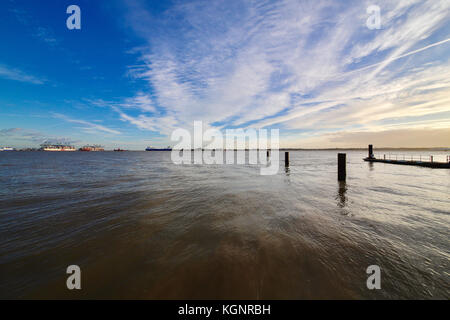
[0, 64, 46, 84]
[52, 113, 121, 135]
[0, 127, 78, 145]
[113, 106, 178, 135]
[34, 26, 58, 46]
[0, 128, 22, 136]
[119, 93, 157, 113]
[115, 0, 450, 147]
[9, 3, 59, 47]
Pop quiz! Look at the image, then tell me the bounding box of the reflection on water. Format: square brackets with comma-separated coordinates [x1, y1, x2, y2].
[0, 150, 449, 299]
[337, 181, 347, 208]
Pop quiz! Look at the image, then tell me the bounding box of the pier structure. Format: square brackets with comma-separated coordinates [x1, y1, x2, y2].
[363, 145, 450, 169]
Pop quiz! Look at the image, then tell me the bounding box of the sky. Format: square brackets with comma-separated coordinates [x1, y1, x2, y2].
[0, 0, 449, 149]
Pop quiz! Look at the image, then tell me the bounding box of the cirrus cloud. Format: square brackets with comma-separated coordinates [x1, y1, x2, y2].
[114, 0, 450, 147]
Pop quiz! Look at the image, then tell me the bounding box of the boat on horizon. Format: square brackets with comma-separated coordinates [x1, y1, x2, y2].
[79, 145, 105, 152]
[0, 147, 15, 151]
[114, 148, 126, 152]
[40, 144, 76, 152]
[145, 146, 172, 151]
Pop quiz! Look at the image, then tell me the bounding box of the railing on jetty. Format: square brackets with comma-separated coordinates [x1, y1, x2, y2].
[364, 145, 450, 168]
[373, 153, 450, 163]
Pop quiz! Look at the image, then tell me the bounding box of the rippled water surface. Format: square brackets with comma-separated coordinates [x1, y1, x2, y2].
[0, 151, 449, 299]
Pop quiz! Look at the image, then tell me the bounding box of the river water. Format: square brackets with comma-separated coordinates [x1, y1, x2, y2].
[0, 150, 449, 299]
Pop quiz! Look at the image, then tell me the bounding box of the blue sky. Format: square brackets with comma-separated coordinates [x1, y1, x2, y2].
[1, 0, 449, 149]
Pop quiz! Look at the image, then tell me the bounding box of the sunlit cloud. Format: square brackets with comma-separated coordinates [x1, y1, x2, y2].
[112, 0, 450, 147]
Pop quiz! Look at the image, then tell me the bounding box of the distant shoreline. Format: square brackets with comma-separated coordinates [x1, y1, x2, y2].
[3, 147, 449, 152]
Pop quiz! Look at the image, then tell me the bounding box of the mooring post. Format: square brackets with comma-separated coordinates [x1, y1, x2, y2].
[368, 144, 374, 158]
[338, 153, 346, 181]
[431, 156, 433, 163]
[384, 154, 386, 160]
[285, 152, 289, 167]
[267, 150, 270, 158]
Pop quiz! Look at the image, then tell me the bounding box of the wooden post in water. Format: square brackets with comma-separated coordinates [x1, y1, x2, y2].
[368, 144, 374, 158]
[338, 153, 346, 181]
[431, 156, 433, 163]
[285, 152, 289, 167]
[267, 150, 270, 158]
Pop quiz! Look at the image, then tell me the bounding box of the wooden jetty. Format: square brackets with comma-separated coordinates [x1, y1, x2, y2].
[363, 145, 450, 169]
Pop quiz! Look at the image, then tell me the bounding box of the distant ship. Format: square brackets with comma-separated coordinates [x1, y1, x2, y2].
[40, 144, 76, 151]
[114, 148, 126, 152]
[79, 145, 104, 152]
[145, 146, 172, 151]
[0, 147, 15, 151]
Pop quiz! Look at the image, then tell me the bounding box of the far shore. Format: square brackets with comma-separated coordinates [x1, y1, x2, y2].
[3, 147, 450, 152]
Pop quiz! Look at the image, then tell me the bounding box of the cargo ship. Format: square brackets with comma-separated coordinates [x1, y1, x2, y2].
[79, 145, 104, 151]
[40, 143, 76, 152]
[114, 148, 126, 152]
[145, 146, 172, 151]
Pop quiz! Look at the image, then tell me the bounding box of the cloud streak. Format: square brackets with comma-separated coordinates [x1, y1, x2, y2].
[0, 64, 45, 84]
[52, 113, 121, 135]
[115, 0, 450, 147]
[0, 127, 78, 145]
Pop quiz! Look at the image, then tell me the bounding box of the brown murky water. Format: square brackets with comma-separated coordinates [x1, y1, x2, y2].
[0, 150, 449, 299]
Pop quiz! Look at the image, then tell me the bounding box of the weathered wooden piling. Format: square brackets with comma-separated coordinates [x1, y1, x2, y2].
[267, 150, 270, 158]
[338, 153, 346, 181]
[368, 144, 374, 158]
[285, 152, 289, 167]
